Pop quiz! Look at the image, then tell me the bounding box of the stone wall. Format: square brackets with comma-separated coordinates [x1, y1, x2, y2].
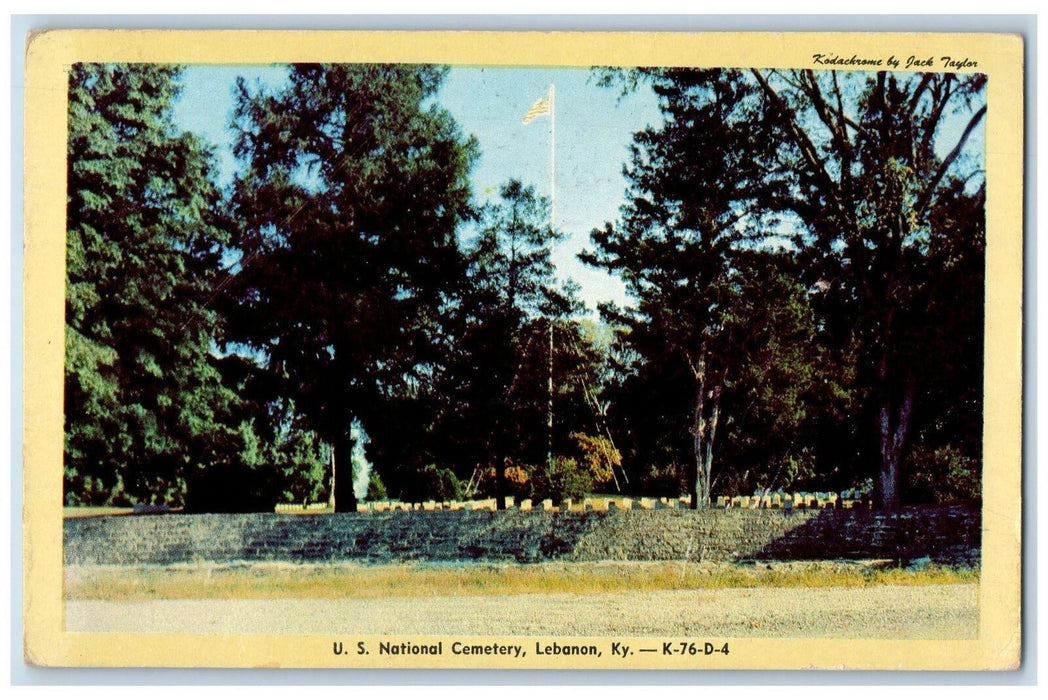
[63, 505, 980, 567]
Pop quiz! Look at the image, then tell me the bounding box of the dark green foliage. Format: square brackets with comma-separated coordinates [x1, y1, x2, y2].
[899, 181, 985, 505]
[65, 63, 242, 506]
[211, 354, 331, 509]
[439, 180, 569, 508]
[340, 395, 438, 505]
[399, 464, 464, 504]
[271, 425, 330, 506]
[226, 64, 477, 511]
[529, 457, 592, 504]
[365, 470, 388, 502]
[902, 444, 980, 504]
[708, 251, 821, 491]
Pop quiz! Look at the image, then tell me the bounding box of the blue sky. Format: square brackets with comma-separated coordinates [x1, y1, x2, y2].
[172, 65, 663, 313]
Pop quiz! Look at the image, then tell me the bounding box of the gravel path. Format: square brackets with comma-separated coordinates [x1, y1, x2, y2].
[66, 583, 977, 638]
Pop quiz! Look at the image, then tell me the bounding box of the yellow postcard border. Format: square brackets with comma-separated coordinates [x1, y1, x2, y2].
[23, 29, 1024, 670]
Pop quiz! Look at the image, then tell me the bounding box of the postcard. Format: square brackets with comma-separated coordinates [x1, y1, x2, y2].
[22, 29, 1023, 670]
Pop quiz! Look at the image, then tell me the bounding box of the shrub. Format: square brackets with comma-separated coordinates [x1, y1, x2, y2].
[366, 470, 388, 502]
[401, 464, 464, 503]
[903, 444, 980, 504]
[567, 433, 621, 486]
[529, 456, 592, 504]
[273, 428, 330, 506]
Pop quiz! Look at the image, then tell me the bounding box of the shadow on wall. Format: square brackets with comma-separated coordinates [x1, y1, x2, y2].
[748, 505, 981, 566]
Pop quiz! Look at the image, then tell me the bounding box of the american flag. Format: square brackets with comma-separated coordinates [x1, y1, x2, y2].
[522, 90, 552, 124]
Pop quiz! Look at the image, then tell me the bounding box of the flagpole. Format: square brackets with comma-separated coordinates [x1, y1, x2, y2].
[549, 83, 555, 229]
[547, 83, 555, 473]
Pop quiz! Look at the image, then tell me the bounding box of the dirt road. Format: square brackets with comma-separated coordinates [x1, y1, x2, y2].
[65, 583, 977, 638]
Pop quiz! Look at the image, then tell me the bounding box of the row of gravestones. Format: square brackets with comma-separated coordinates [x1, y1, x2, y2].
[274, 496, 702, 514]
[273, 490, 875, 514]
[718, 491, 874, 510]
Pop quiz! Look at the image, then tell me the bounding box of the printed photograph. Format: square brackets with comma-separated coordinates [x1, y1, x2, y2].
[59, 60, 988, 645]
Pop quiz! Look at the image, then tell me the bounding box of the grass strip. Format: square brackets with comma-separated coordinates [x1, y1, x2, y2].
[65, 560, 979, 601]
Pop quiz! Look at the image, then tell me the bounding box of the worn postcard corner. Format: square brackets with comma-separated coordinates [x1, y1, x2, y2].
[23, 29, 1023, 672]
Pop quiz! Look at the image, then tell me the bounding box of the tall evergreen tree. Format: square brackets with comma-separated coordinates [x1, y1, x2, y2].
[585, 69, 815, 508]
[226, 64, 477, 511]
[442, 179, 566, 509]
[65, 63, 239, 505]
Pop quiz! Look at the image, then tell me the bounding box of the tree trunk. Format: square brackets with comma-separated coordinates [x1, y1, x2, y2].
[689, 354, 722, 510]
[875, 374, 915, 511]
[332, 425, 358, 513]
[496, 459, 508, 511]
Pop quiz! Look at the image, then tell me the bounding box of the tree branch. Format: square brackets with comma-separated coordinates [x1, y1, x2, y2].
[906, 73, 934, 116]
[915, 104, 987, 216]
[750, 69, 852, 228]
